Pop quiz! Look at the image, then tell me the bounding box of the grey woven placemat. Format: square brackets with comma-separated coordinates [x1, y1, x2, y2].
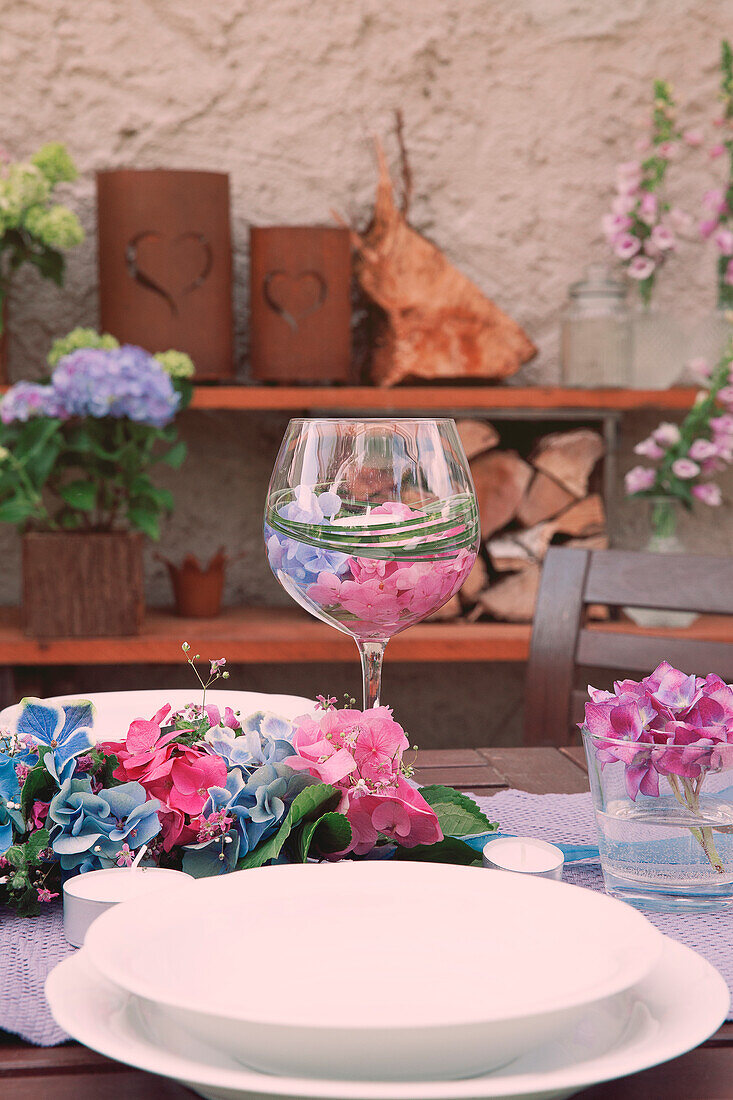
[1, 789, 731, 1046]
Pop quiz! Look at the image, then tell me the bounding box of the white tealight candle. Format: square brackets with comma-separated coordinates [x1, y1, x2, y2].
[482, 837, 564, 881]
[63, 867, 192, 948]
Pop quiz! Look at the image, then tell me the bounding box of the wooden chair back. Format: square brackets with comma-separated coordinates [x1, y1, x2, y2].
[524, 547, 733, 746]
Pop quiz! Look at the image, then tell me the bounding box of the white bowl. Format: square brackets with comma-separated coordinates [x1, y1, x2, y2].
[0, 689, 316, 743]
[84, 861, 663, 1081]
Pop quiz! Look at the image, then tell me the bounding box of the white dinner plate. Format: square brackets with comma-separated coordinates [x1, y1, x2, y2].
[0, 689, 315, 743]
[83, 861, 663, 1080]
[45, 936, 729, 1100]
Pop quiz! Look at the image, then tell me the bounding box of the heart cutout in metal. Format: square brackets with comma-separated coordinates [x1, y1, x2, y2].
[263, 270, 328, 331]
[125, 231, 213, 316]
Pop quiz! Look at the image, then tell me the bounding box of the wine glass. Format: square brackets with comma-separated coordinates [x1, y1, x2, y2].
[264, 418, 479, 709]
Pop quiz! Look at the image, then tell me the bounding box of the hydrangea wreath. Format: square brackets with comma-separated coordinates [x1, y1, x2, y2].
[0, 648, 496, 916]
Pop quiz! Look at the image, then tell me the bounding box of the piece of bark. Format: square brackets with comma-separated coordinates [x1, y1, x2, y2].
[530, 430, 604, 499]
[555, 495, 606, 538]
[514, 521, 558, 563]
[427, 594, 462, 621]
[459, 556, 488, 604]
[473, 564, 541, 623]
[487, 535, 533, 573]
[456, 419, 499, 461]
[343, 135, 536, 386]
[470, 450, 533, 538]
[516, 472, 575, 527]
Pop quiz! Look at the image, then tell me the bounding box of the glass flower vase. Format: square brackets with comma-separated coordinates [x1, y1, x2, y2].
[630, 306, 685, 389]
[625, 498, 697, 628]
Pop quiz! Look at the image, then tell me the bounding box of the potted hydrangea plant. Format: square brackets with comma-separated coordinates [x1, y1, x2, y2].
[0, 329, 193, 637]
[0, 143, 84, 381]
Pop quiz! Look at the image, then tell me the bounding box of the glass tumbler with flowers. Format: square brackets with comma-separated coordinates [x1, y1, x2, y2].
[582, 662, 733, 912]
[265, 419, 479, 709]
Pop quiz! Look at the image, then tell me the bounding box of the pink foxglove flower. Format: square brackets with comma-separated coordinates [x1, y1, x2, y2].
[700, 217, 720, 239]
[710, 143, 726, 158]
[671, 458, 700, 479]
[627, 255, 655, 280]
[650, 224, 676, 251]
[638, 192, 658, 225]
[687, 357, 712, 379]
[613, 233, 641, 260]
[602, 212, 631, 240]
[714, 227, 733, 255]
[688, 438, 719, 461]
[611, 193, 636, 216]
[703, 188, 727, 214]
[683, 129, 704, 146]
[652, 422, 681, 446]
[693, 482, 722, 506]
[718, 385, 733, 407]
[634, 437, 664, 459]
[624, 466, 656, 494]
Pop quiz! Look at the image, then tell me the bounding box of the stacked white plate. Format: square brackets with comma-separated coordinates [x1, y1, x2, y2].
[46, 860, 730, 1100]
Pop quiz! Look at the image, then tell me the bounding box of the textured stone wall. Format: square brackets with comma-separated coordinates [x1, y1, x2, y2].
[1, 0, 732, 744]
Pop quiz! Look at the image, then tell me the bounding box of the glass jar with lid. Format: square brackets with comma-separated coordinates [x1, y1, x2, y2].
[560, 264, 631, 387]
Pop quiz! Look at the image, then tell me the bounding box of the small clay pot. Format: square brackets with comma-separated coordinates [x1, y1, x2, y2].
[158, 547, 227, 618]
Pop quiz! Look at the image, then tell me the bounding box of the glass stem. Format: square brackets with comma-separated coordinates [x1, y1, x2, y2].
[357, 639, 386, 710]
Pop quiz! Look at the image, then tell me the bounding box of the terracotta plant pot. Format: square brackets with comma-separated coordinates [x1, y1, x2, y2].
[97, 168, 235, 380]
[159, 547, 227, 618]
[22, 531, 144, 638]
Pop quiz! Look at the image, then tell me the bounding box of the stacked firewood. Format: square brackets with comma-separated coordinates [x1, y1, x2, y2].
[433, 421, 607, 623]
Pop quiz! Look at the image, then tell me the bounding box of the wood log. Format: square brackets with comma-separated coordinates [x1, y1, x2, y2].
[554, 494, 606, 538]
[458, 556, 488, 604]
[473, 564, 541, 623]
[344, 131, 536, 387]
[456, 419, 499, 461]
[487, 535, 533, 573]
[516, 472, 575, 527]
[470, 450, 533, 538]
[514, 521, 558, 563]
[427, 594, 462, 621]
[530, 429, 604, 498]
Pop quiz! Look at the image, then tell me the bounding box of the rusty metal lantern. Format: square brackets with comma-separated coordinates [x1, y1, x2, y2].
[97, 169, 235, 380]
[249, 225, 352, 383]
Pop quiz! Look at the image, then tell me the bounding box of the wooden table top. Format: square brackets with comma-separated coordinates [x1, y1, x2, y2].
[1, 745, 730, 1099]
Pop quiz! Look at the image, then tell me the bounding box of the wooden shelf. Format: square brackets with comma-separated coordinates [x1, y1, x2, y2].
[186, 385, 700, 413]
[1, 607, 731, 667]
[0, 607, 532, 665]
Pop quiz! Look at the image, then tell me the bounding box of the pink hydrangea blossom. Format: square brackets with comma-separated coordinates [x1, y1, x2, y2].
[99, 706, 227, 850]
[283, 706, 441, 856]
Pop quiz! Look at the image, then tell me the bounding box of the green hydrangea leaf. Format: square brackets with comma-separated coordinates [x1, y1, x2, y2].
[237, 784, 341, 870]
[59, 479, 97, 511]
[297, 812, 351, 862]
[418, 785, 496, 837]
[392, 837, 482, 865]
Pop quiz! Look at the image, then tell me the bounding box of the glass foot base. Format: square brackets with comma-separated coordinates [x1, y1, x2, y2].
[602, 868, 733, 913]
